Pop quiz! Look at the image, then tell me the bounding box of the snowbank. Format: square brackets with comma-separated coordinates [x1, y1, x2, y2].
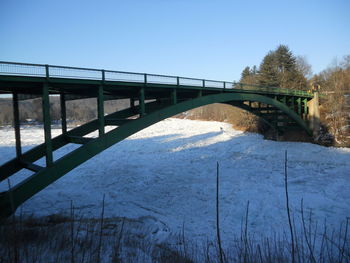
[0, 119, 349, 245]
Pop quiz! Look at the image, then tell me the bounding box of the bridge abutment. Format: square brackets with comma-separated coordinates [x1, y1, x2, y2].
[307, 92, 320, 138]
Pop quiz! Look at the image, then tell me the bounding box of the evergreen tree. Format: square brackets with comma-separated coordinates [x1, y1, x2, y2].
[258, 51, 279, 87]
[240, 66, 258, 85]
[258, 45, 307, 90]
[251, 65, 257, 75]
[241, 66, 251, 81]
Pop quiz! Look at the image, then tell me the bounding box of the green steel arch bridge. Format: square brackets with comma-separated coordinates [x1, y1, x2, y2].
[0, 61, 318, 218]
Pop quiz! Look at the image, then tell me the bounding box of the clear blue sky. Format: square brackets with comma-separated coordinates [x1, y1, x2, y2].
[1, 0, 349, 81]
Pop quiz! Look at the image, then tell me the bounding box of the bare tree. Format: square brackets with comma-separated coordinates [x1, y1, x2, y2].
[296, 56, 313, 80]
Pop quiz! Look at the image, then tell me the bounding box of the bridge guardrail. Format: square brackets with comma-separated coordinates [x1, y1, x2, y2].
[0, 61, 312, 97]
[105, 70, 144, 83]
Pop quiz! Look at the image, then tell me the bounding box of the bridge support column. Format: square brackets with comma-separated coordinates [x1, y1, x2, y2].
[60, 92, 67, 134]
[42, 83, 53, 166]
[171, 88, 177, 105]
[307, 92, 320, 137]
[12, 92, 21, 158]
[97, 85, 105, 136]
[303, 98, 308, 119]
[290, 97, 295, 110]
[172, 77, 179, 105]
[297, 98, 302, 116]
[139, 87, 145, 116]
[281, 96, 286, 105]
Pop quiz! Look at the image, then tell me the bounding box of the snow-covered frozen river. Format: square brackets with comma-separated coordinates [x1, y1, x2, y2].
[0, 118, 349, 244]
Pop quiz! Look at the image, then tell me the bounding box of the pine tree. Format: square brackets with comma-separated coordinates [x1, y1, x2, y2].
[240, 66, 258, 85]
[258, 45, 307, 90]
[258, 51, 279, 87]
[241, 66, 251, 80]
[251, 65, 257, 75]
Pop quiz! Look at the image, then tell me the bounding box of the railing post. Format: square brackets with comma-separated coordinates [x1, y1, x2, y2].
[223, 82, 226, 90]
[45, 64, 49, 80]
[197, 79, 204, 97]
[12, 92, 21, 158]
[98, 70, 105, 136]
[42, 83, 53, 166]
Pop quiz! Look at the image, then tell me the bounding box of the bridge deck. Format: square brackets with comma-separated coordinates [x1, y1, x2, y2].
[0, 61, 312, 100]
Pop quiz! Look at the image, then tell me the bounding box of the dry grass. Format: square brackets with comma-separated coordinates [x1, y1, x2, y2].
[0, 201, 348, 263]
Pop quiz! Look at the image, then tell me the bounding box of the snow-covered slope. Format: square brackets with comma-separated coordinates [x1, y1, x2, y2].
[0, 119, 349, 244]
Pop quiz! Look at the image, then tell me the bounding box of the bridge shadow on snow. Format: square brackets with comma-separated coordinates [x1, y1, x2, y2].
[122, 131, 223, 150]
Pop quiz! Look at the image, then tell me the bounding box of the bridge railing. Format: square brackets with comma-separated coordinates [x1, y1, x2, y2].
[0, 61, 311, 97]
[147, 74, 177, 85]
[0, 61, 46, 77]
[105, 70, 144, 82]
[236, 83, 311, 97]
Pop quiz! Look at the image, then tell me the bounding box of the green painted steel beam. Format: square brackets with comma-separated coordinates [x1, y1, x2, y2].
[97, 85, 105, 136]
[105, 118, 133, 126]
[171, 88, 177, 105]
[66, 135, 94, 145]
[139, 87, 145, 116]
[60, 92, 67, 134]
[297, 98, 302, 116]
[42, 83, 53, 166]
[290, 96, 295, 110]
[303, 98, 308, 115]
[12, 92, 21, 157]
[0, 70, 314, 99]
[20, 160, 43, 173]
[281, 96, 286, 105]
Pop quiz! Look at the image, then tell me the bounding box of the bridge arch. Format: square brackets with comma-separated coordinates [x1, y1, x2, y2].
[159, 92, 310, 134]
[0, 92, 310, 218]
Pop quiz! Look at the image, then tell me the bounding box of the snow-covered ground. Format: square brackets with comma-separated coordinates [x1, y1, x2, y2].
[0, 119, 349, 245]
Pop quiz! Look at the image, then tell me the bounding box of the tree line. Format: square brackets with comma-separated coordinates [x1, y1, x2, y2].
[0, 98, 129, 126]
[239, 45, 349, 146]
[240, 45, 309, 90]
